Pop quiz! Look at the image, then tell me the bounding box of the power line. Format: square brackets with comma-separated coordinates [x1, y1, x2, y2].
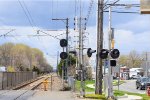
[17, 0, 35, 29]
[19, 0, 53, 54]
[22, 0, 37, 28]
[104, 10, 139, 14]
[104, 0, 120, 10]
[103, 0, 109, 9]
[38, 30, 61, 40]
[107, 4, 140, 7]
[0, 29, 15, 37]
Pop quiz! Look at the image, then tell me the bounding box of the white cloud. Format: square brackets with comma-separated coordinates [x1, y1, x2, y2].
[116, 15, 150, 32]
[115, 29, 150, 54]
[0, 26, 65, 67]
[1, 15, 150, 68]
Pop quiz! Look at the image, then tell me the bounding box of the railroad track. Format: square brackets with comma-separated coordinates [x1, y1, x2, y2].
[13, 74, 51, 100]
[0, 74, 52, 100]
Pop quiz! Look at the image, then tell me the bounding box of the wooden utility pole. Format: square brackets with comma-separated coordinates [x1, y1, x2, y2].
[95, 0, 104, 94]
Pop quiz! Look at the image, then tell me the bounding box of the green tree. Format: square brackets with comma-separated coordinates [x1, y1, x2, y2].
[57, 54, 76, 76]
[32, 66, 40, 74]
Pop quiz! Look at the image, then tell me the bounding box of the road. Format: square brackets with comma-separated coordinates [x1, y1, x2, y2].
[113, 80, 146, 94]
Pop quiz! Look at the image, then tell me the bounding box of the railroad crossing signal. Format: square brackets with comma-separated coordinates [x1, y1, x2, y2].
[60, 52, 68, 59]
[110, 49, 120, 59]
[87, 48, 96, 57]
[99, 49, 109, 59]
[99, 49, 120, 59]
[60, 39, 68, 47]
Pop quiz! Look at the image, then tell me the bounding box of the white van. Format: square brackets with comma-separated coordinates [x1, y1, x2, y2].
[130, 68, 144, 79]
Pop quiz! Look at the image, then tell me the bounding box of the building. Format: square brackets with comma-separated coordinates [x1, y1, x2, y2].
[112, 66, 130, 80]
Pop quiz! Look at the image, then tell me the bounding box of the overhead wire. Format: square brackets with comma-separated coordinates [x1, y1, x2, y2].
[0, 17, 20, 43]
[104, 0, 120, 10]
[17, 0, 35, 29]
[22, 0, 37, 28]
[104, 10, 139, 14]
[18, 0, 42, 46]
[18, 0, 53, 55]
[19, 0, 46, 50]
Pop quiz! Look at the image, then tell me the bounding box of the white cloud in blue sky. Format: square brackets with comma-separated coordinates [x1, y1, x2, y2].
[0, 0, 150, 68]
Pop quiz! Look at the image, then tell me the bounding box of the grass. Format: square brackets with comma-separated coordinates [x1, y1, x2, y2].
[75, 80, 125, 92]
[113, 80, 126, 86]
[114, 90, 125, 96]
[75, 80, 150, 100]
[85, 94, 106, 100]
[114, 90, 150, 100]
[75, 80, 95, 92]
[84, 91, 150, 100]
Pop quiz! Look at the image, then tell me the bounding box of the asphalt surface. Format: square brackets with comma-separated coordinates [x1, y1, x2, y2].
[0, 90, 36, 100]
[113, 80, 146, 94]
[28, 91, 75, 100]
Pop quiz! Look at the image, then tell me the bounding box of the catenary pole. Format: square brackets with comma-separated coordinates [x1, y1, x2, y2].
[78, 0, 85, 97]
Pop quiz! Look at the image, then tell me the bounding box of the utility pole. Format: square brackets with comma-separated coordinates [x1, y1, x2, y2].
[95, 0, 104, 94]
[78, 0, 85, 97]
[52, 18, 69, 79]
[108, 6, 114, 98]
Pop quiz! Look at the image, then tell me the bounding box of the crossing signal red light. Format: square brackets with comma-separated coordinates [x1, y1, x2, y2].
[110, 49, 120, 59]
[99, 49, 109, 59]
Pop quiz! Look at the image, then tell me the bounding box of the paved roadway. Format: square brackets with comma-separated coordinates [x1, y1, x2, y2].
[113, 80, 146, 94]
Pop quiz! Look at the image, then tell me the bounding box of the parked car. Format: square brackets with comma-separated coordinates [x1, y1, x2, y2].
[136, 77, 150, 90]
[130, 74, 141, 79]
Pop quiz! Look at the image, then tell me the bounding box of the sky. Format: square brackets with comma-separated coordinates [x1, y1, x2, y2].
[0, 0, 150, 68]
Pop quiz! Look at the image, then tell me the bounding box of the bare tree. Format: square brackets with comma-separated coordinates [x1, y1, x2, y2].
[128, 50, 142, 68]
